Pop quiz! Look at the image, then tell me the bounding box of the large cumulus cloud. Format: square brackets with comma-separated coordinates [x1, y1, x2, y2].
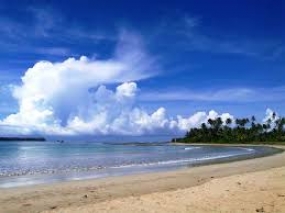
[0, 32, 234, 136]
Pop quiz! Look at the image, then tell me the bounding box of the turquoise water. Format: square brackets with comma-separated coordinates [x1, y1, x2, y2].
[0, 141, 280, 188]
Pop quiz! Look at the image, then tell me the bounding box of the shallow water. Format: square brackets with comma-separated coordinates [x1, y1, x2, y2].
[0, 141, 280, 188]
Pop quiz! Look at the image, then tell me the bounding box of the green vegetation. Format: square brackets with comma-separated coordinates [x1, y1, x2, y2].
[0, 137, 46, 141]
[173, 112, 285, 144]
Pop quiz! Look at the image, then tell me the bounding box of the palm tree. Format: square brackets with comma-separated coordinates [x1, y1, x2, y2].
[215, 117, 223, 129]
[208, 119, 214, 128]
[235, 119, 241, 127]
[201, 123, 207, 130]
[241, 118, 249, 128]
[226, 118, 232, 126]
[251, 116, 256, 128]
[272, 112, 276, 120]
[262, 123, 268, 132]
[180, 114, 285, 144]
[256, 123, 263, 133]
[281, 118, 285, 130]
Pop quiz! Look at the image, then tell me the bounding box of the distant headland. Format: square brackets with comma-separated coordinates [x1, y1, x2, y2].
[0, 136, 46, 141]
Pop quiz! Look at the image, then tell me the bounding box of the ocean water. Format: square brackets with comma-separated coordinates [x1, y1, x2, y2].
[0, 141, 280, 188]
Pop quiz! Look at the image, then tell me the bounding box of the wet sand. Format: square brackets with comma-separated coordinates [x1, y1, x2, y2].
[0, 145, 284, 213]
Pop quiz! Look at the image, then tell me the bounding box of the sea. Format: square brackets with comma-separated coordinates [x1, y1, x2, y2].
[0, 140, 280, 188]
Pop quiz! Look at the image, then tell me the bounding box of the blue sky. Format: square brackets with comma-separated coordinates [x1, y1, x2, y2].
[0, 0, 284, 135]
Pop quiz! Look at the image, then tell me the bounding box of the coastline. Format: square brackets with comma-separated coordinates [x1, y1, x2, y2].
[0, 143, 281, 188]
[173, 142, 285, 147]
[0, 144, 284, 213]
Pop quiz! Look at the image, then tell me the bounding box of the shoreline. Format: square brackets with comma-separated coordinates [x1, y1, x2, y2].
[173, 142, 285, 147]
[0, 144, 284, 213]
[0, 144, 281, 189]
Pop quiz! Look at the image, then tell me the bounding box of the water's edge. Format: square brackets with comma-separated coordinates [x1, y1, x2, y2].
[0, 143, 282, 188]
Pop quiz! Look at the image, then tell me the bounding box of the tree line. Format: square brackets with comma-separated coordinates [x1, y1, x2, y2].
[173, 112, 285, 144]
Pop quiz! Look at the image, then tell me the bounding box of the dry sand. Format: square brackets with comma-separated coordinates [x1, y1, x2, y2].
[43, 166, 285, 213]
[0, 145, 284, 213]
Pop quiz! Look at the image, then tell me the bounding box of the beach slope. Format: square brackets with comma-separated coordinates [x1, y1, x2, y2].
[0, 146, 284, 213]
[44, 166, 285, 213]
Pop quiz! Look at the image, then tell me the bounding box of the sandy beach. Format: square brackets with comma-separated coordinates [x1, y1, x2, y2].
[0, 145, 284, 213]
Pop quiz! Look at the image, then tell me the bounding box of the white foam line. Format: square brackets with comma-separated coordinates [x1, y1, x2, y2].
[109, 154, 237, 169]
[184, 147, 201, 150]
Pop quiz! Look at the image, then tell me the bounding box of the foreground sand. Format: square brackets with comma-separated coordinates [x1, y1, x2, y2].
[0, 145, 284, 213]
[44, 166, 285, 213]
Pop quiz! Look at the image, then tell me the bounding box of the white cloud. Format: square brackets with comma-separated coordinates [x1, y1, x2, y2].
[0, 30, 235, 136]
[0, 5, 116, 57]
[139, 86, 285, 103]
[34, 47, 72, 56]
[27, 6, 62, 37]
[173, 110, 234, 131]
[163, 14, 284, 59]
[0, 75, 234, 135]
[263, 108, 279, 123]
[55, 84, 234, 135]
[0, 32, 160, 135]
